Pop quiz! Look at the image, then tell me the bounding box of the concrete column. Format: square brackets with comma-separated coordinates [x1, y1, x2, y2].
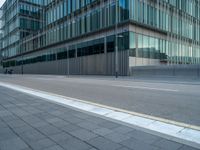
[104, 37, 107, 54]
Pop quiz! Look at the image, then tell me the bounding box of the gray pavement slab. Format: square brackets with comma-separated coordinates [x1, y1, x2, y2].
[126, 129, 161, 144]
[43, 145, 65, 150]
[49, 132, 73, 143]
[27, 138, 56, 150]
[104, 132, 132, 143]
[61, 124, 81, 133]
[59, 137, 92, 150]
[180, 145, 200, 150]
[0, 137, 29, 150]
[87, 137, 122, 150]
[121, 138, 160, 150]
[92, 127, 113, 136]
[12, 124, 35, 134]
[77, 121, 100, 131]
[0, 86, 199, 150]
[18, 129, 47, 143]
[152, 139, 183, 150]
[112, 126, 134, 134]
[37, 125, 62, 136]
[0, 127, 18, 141]
[69, 129, 98, 141]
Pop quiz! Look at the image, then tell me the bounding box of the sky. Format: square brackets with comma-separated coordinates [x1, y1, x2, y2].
[0, 0, 6, 8]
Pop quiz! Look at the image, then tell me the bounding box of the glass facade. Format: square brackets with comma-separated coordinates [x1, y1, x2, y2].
[128, 0, 200, 64]
[0, 0, 43, 58]
[0, 0, 200, 68]
[2, 32, 129, 68]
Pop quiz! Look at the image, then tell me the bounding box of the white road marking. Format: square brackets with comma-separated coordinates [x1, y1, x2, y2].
[0, 82, 199, 149]
[112, 84, 179, 92]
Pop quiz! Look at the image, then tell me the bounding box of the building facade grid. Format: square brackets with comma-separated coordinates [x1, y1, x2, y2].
[0, 0, 200, 75]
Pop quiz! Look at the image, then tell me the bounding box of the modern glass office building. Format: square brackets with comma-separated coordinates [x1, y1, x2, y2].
[0, 8, 3, 64]
[0, 0, 200, 75]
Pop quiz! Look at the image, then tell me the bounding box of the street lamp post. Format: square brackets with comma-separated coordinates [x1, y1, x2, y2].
[20, 36, 24, 75]
[115, 0, 119, 78]
[67, 46, 69, 76]
[21, 55, 23, 75]
[12, 32, 23, 75]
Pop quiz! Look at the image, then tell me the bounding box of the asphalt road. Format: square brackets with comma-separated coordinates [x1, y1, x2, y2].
[0, 74, 200, 127]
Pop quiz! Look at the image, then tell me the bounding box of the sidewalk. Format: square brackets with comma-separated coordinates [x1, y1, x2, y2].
[0, 86, 198, 150]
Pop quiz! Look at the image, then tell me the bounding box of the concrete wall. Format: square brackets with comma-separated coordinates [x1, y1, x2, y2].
[129, 65, 200, 78]
[129, 57, 160, 67]
[0, 66, 3, 73]
[6, 51, 129, 76]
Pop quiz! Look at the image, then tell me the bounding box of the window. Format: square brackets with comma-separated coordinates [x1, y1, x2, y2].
[129, 32, 136, 57]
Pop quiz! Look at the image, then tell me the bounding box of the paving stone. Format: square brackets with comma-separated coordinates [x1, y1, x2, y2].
[113, 126, 134, 134]
[7, 119, 28, 128]
[52, 120, 70, 128]
[0, 106, 6, 111]
[62, 115, 83, 124]
[37, 125, 62, 136]
[0, 137, 29, 150]
[104, 132, 132, 143]
[49, 132, 72, 143]
[98, 121, 120, 129]
[179, 145, 200, 150]
[21, 148, 32, 150]
[28, 138, 56, 150]
[153, 139, 183, 150]
[19, 129, 46, 142]
[48, 110, 64, 116]
[121, 137, 160, 150]
[0, 110, 13, 117]
[0, 127, 13, 133]
[70, 129, 98, 141]
[126, 129, 161, 144]
[21, 115, 43, 124]
[86, 117, 107, 124]
[35, 112, 55, 120]
[46, 117, 63, 123]
[116, 147, 132, 150]
[88, 137, 122, 150]
[13, 124, 35, 134]
[1, 114, 19, 122]
[16, 103, 28, 106]
[77, 121, 100, 131]
[21, 106, 42, 114]
[2, 104, 16, 108]
[31, 121, 50, 128]
[73, 112, 92, 119]
[10, 108, 30, 117]
[60, 137, 92, 150]
[88, 148, 98, 150]
[43, 145, 64, 150]
[92, 127, 113, 136]
[30, 103, 44, 107]
[0, 121, 7, 128]
[47, 118, 70, 128]
[0, 127, 18, 141]
[61, 123, 81, 133]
